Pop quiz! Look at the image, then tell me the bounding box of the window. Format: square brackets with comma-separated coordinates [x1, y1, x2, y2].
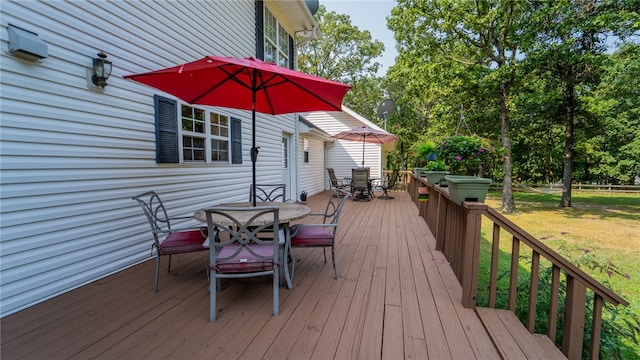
[264, 7, 289, 68]
[302, 137, 309, 163]
[154, 95, 241, 164]
[180, 104, 229, 163]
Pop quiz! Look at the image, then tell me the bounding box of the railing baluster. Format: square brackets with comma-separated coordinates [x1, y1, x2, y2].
[509, 236, 520, 311]
[489, 223, 500, 308]
[528, 251, 540, 332]
[548, 265, 560, 341]
[589, 295, 604, 360]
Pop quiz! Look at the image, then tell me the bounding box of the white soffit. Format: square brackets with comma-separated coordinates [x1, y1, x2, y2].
[266, 0, 320, 38]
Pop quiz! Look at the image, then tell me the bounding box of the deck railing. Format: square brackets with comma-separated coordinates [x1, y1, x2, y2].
[407, 175, 629, 360]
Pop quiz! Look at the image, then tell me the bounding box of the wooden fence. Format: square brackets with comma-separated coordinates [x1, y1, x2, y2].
[407, 175, 629, 360]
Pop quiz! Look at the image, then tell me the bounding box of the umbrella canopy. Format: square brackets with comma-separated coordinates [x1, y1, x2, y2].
[124, 55, 352, 205]
[332, 127, 398, 167]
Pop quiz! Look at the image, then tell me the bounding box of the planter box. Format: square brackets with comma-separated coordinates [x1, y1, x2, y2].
[445, 175, 492, 205]
[417, 186, 429, 201]
[424, 171, 450, 186]
[413, 167, 426, 177]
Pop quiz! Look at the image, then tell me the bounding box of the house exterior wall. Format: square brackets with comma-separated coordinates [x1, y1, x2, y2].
[297, 132, 328, 197]
[302, 109, 383, 189]
[0, 0, 301, 316]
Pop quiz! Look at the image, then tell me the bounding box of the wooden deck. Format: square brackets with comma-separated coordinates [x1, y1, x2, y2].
[1, 191, 563, 359]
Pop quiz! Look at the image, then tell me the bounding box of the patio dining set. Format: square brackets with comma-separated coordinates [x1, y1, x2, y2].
[327, 167, 400, 201]
[131, 186, 351, 323]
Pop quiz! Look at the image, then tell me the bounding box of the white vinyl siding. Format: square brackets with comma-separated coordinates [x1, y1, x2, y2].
[297, 135, 328, 196]
[301, 108, 384, 183]
[0, 0, 299, 316]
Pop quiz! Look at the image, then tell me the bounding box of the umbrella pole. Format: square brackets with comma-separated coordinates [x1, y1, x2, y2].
[251, 110, 257, 206]
[361, 135, 366, 167]
[251, 75, 258, 207]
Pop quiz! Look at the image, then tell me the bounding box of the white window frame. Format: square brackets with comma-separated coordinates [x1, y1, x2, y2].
[264, 6, 290, 68]
[179, 103, 230, 163]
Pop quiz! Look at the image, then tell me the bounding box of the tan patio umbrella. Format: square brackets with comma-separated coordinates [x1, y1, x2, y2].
[332, 127, 397, 167]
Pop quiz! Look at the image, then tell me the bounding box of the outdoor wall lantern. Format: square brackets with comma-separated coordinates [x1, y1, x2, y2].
[91, 51, 112, 88]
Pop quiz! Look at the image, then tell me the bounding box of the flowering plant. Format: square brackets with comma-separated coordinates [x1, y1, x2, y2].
[423, 160, 448, 171]
[436, 135, 494, 176]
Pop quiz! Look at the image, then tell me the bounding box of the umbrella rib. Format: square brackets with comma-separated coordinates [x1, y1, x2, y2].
[189, 66, 252, 104]
[256, 73, 344, 112]
[284, 77, 343, 111]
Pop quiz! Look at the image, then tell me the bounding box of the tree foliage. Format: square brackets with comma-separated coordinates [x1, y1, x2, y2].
[387, 0, 639, 207]
[388, 0, 527, 212]
[297, 5, 385, 120]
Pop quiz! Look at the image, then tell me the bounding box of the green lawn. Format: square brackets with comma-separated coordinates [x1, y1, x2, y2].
[479, 191, 640, 358]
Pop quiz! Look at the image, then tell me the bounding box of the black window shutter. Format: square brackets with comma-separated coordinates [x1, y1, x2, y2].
[231, 117, 242, 164]
[255, 0, 264, 60]
[153, 95, 179, 163]
[289, 35, 295, 69]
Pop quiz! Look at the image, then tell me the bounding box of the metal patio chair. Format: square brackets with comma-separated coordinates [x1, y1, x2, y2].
[326, 168, 350, 192]
[289, 189, 351, 279]
[249, 184, 286, 202]
[131, 191, 208, 292]
[351, 168, 373, 201]
[377, 169, 400, 199]
[203, 206, 281, 322]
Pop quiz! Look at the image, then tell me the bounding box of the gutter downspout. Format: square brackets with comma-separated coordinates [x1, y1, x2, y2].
[295, 26, 318, 47]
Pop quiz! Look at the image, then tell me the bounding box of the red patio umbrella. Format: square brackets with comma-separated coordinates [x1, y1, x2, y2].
[332, 127, 398, 167]
[124, 55, 352, 205]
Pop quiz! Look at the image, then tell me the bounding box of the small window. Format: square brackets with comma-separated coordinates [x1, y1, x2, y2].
[302, 137, 309, 163]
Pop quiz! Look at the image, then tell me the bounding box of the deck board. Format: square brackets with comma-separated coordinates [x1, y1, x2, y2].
[1, 191, 565, 360]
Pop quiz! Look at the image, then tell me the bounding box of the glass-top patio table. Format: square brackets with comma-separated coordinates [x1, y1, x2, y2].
[194, 202, 311, 289]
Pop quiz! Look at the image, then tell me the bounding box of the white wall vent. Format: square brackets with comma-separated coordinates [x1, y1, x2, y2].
[8, 24, 48, 61]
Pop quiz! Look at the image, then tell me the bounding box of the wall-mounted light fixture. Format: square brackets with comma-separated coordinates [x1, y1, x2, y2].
[91, 51, 112, 88]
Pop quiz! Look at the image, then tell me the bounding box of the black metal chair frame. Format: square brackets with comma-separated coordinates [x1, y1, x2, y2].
[378, 169, 400, 199]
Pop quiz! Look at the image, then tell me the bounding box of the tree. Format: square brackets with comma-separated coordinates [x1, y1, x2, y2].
[522, 0, 639, 206]
[297, 5, 386, 120]
[585, 43, 640, 184]
[388, 0, 529, 212]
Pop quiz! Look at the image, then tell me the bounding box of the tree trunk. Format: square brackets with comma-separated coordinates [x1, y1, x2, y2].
[561, 83, 575, 207]
[500, 83, 516, 213]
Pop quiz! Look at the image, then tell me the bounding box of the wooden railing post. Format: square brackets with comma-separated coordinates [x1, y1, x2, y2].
[563, 276, 587, 359]
[460, 202, 486, 308]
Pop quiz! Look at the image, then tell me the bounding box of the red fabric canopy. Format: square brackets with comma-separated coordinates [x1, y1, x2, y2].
[124, 56, 352, 114]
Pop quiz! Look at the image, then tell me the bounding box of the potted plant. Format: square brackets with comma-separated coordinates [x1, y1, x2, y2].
[412, 140, 436, 177]
[423, 160, 449, 186]
[436, 134, 494, 177]
[445, 175, 492, 205]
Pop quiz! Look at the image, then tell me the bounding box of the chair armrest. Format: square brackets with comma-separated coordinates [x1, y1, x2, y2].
[290, 223, 337, 237]
[159, 225, 208, 235]
[167, 215, 196, 221]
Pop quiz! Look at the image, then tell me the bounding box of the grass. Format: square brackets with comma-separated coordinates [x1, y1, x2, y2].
[480, 190, 640, 358]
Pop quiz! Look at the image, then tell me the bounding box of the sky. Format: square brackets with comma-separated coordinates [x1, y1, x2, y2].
[322, 0, 398, 76]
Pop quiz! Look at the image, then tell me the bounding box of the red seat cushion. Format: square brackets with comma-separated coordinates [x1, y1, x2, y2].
[158, 229, 207, 254]
[291, 226, 333, 246]
[213, 244, 275, 273]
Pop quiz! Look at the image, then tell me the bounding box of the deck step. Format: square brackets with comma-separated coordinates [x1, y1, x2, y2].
[476, 307, 566, 360]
